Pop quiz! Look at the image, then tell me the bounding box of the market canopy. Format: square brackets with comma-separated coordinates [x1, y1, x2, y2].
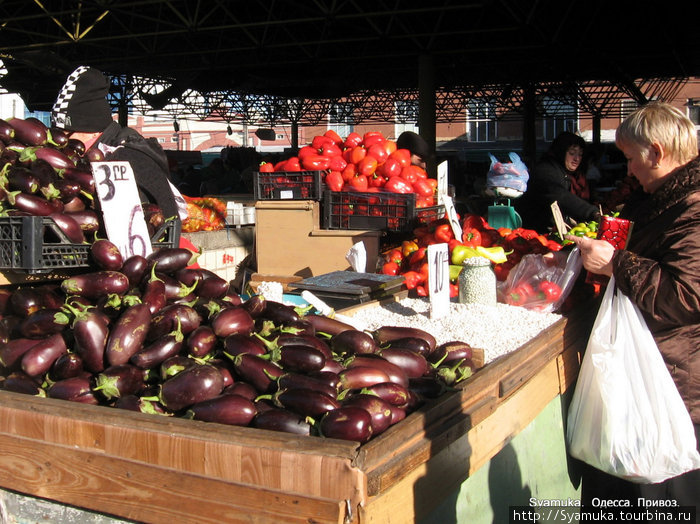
[1, 0, 698, 124]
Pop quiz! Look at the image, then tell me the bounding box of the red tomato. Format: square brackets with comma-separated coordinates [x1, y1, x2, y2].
[358, 155, 378, 177]
[344, 132, 363, 148]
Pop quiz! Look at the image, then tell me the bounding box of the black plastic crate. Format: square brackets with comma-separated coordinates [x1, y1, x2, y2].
[253, 171, 323, 201]
[0, 215, 181, 274]
[322, 190, 445, 232]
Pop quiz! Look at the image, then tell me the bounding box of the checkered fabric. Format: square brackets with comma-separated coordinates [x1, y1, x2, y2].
[51, 65, 90, 129]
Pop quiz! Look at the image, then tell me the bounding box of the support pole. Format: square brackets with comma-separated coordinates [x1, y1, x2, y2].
[418, 53, 437, 177]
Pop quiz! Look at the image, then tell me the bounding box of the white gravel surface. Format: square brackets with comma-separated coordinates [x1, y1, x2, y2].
[347, 297, 563, 364]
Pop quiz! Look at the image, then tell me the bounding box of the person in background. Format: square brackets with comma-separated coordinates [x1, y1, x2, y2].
[516, 131, 599, 232]
[396, 131, 431, 170]
[566, 101, 700, 513]
[51, 65, 185, 222]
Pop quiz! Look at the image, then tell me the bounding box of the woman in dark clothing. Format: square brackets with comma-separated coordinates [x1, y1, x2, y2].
[567, 102, 700, 518]
[516, 131, 599, 232]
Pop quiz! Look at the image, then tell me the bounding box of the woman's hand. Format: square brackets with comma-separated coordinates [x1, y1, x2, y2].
[565, 235, 616, 276]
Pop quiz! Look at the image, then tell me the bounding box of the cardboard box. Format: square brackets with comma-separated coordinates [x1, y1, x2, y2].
[255, 200, 382, 278]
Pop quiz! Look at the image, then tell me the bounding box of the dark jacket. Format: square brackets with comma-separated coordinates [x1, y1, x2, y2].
[613, 155, 700, 423]
[516, 156, 598, 232]
[95, 121, 179, 220]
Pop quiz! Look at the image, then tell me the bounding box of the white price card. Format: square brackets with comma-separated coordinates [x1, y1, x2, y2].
[427, 243, 450, 319]
[92, 161, 153, 259]
[441, 194, 463, 241]
[437, 160, 449, 205]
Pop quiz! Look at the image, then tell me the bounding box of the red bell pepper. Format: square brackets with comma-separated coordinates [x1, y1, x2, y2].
[538, 280, 562, 302]
[506, 282, 535, 306]
[325, 170, 344, 192]
[402, 270, 421, 290]
[384, 176, 413, 194]
[434, 223, 454, 243]
[462, 227, 482, 247]
[381, 261, 400, 275]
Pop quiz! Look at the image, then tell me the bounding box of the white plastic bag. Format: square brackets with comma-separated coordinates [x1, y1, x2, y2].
[566, 277, 700, 483]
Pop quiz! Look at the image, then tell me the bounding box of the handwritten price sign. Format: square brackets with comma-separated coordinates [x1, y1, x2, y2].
[427, 243, 450, 319]
[92, 161, 153, 259]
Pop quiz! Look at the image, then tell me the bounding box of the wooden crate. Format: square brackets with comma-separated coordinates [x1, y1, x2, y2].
[0, 304, 596, 523]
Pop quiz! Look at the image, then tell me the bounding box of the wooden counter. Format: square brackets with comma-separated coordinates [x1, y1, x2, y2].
[0, 304, 595, 523]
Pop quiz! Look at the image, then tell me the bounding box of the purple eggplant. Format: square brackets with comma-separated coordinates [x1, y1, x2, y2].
[155, 271, 197, 301]
[2, 371, 45, 396]
[67, 138, 86, 156]
[0, 338, 40, 370]
[63, 302, 110, 373]
[362, 381, 412, 408]
[48, 127, 69, 147]
[377, 347, 430, 378]
[130, 319, 184, 369]
[388, 404, 407, 425]
[148, 303, 201, 341]
[25, 146, 75, 170]
[381, 336, 432, 357]
[21, 333, 68, 377]
[268, 387, 340, 417]
[6, 191, 57, 216]
[242, 294, 266, 318]
[50, 352, 85, 381]
[303, 314, 355, 336]
[7, 117, 47, 146]
[268, 344, 326, 374]
[338, 366, 391, 391]
[146, 247, 200, 275]
[55, 182, 83, 205]
[277, 372, 338, 399]
[433, 358, 473, 387]
[319, 358, 344, 374]
[0, 118, 15, 143]
[309, 370, 341, 390]
[343, 394, 393, 436]
[0, 288, 12, 315]
[225, 381, 258, 401]
[194, 273, 230, 300]
[319, 407, 373, 443]
[159, 355, 197, 381]
[121, 255, 149, 288]
[276, 333, 332, 359]
[208, 358, 235, 389]
[8, 287, 44, 317]
[0, 315, 20, 345]
[252, 408, 312, 436]
[90, 238, 124, 271]
[278, 318, 315, 336]
[260, 300, 302, 325]
[210, 306, 254, 338]
[158, 363, 224, 412]
[222, 332, 267, 357]
[105, 303, 152, 366]
[61, 167, 96, 194]
[47, 375, 99, 404]
[330, 329, 377, 356]
[345, 354, 409, 388]
[186, 325, 218, 358]
[430, 340, 474, 364]
[4, 165, 40, 193]
[65, 209, 101, 234]
[29, 158, 58, 188]
[49, 212, 86, 243]
[140, 267, 167, 315]
[93, 364, 147, 401]
[185, 393, 256, 426]
[61, 270, 129, 300]
[173, 267, 208, 287]
[372, 326, 436, 354]
[18, 307, 70, 338]
[227, 353, 283, 393]
[113, 394, 168, 415]
[409, 376, 449, 399]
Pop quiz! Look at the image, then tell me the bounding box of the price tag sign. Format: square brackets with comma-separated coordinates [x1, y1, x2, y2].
[437, 160, 449, 204]
[550, 201, 569, 239]
[441, 194, 463, 241]
[427, 243, 450, 319]
[92, 161, 153, 259]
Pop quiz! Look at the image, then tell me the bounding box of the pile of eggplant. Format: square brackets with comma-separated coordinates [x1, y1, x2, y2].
[0, 116, 165, 243]
[0, 241, 477, 443]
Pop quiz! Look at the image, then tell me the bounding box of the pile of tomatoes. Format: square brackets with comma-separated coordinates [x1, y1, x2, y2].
[258, 130, 437, 207]
[379, 213, 566, 298]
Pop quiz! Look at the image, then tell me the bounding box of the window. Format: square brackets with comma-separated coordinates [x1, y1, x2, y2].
[395, 100, 419, 136]
[23, 110, 51, 126]
[620, 99, 639, 121]
[329, 102, 354, 138]
[466, 99, 496, 142]
[158, 137, 165, 143]
[687, 99, 700, 125]
[541, 97, 576, 141]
